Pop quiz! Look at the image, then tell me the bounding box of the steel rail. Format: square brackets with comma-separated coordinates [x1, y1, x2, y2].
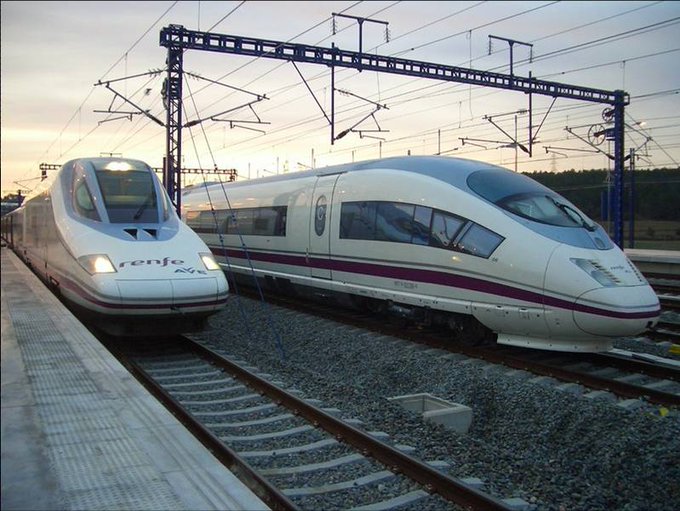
[236, 288, 680, 408]
[181, 336, 514, 511]
[449, 345, 680, 408]
[107, 339, 300, 511]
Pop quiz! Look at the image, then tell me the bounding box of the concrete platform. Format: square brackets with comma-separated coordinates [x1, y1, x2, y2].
[625, 248, 680, 277]
[1, 247, 269, 511]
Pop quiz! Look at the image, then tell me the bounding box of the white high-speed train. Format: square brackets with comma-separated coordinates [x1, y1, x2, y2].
[182, 155, 660, 352]
[1, 157, 229, 336]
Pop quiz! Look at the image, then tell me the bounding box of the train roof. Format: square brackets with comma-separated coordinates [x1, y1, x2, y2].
[195, 155, 508, 193]
[187, 155, 613, 250]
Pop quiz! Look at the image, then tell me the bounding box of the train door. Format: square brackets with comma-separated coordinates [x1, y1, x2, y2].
[308, 173, 341, 279]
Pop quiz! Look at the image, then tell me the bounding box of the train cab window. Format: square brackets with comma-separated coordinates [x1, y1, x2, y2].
[468, 168, 596, 230]
[160, 187, 172, 221]
[73, 177, 100, 221]
[455, 223, 504, 258]
[376, 203, 415, 243]
[431, 211, 465, 249]
[95, 167, 158, 223]
[412, 206, 432, 245]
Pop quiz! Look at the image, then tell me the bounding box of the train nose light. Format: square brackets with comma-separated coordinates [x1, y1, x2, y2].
[570, 258, 619, 287]
[104, 161, 133, 172]
[200, 253, 221, 271]
[78, 254, 117, 274]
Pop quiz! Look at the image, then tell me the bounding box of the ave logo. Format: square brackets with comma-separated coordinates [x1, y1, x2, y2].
[174, 267, 207, 275]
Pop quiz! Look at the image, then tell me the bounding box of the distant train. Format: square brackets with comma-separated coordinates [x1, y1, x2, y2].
[182, 155, 660, 352]
[1, 157, 229, 336]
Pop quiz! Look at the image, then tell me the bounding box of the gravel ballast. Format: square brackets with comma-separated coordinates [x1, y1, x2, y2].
[192, 296, 680, 511]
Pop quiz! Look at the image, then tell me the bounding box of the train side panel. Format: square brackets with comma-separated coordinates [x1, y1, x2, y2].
[327, 169, 557, 339]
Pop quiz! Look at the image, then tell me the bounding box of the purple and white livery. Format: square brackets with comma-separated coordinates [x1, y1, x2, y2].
[182, 155, 659, 352]
[2, 157, 229, 336]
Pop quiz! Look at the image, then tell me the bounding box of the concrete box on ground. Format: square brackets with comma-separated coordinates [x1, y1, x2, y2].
[388, 393, 472, 433]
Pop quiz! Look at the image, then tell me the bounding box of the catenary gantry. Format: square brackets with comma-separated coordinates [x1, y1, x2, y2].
[159, 24, 629, 247]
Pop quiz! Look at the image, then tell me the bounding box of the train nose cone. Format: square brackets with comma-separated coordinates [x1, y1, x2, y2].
[573, 286, 660, 337]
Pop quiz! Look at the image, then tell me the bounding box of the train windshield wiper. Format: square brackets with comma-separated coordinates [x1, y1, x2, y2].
[133, 192, 155, 220]
[547, 196, 596, 231]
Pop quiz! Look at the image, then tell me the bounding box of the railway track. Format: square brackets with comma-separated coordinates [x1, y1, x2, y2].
[103, 335, 516, 511]
[237, 287, 680, 409]
[650, 280, 680, 312]
[648, 321, 680, 344]
[471, 346, 680, 408]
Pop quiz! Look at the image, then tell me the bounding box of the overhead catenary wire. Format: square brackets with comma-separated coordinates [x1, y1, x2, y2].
[18, 1, 679, 191]
[184, 77, 288, 361]
[182, 2, 678, 172]
[30, 1, 181, 180]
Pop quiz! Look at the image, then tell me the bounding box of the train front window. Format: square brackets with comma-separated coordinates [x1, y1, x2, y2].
[95, 167, 158, 223]
[468, 169, 595, 229]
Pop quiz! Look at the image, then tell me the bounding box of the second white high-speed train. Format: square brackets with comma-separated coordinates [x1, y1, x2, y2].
[1, 157, 229, 336]
[181, 155, 660, 352]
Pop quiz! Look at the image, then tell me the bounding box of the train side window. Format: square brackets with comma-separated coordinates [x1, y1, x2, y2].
[160, 187, 172, 221]
[225, 209, 238, 234]
[220, 207, 286, 236]
[430, 211, 465, 249]
[412, 206, 432, 245]
[212, 210, 229, 234]
[274, 207, 287, 236]
[253, 207, 280, 236]
[185, 210, 202, 230]
[199, 211, 218, 233]
[74, 179, 100, 221]
[455, 223, 504, 258]
[340, 202, 377, 240]
[376, 203, 414, 243]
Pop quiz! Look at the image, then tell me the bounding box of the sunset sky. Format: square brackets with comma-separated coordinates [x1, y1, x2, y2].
[2, 1, 679, 196]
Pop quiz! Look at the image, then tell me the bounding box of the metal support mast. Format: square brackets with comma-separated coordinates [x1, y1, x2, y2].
[162, 26, 184, 214]
[612, 90, 626, 248]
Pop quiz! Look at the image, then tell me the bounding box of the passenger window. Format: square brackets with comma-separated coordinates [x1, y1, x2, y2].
[225, 209, 238, 234]
[185, 210, 201, 229]
[456, 224, 504, 258]
[340, 202, 377, 240]
[431, 212, 465, 248]
[253, 207, 278, 236]
[376, 203, 414, 243]
[198, 211, 218, 233]
[218, 206, 287, 236]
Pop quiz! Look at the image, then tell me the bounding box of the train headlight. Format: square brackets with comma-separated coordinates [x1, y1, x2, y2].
[200, 253, 221, 271]
[570, 258, 620, 287]
[78, 254, 117, 274]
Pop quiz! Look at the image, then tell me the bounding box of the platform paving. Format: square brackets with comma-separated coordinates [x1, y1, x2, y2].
[1, 247, 269, 511]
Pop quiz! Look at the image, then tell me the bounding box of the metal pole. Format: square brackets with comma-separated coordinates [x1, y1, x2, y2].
[629, 148, 635, 248]
[514, 115, 518, 172]
[331, 44, 336, 144]
[165, 41, 184, 215]
[612, 90, 626, 248]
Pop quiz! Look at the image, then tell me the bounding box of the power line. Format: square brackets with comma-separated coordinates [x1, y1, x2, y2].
[31, 1, 181, 179]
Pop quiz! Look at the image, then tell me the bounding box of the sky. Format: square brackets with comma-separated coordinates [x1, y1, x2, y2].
[1, 0, 679, 196]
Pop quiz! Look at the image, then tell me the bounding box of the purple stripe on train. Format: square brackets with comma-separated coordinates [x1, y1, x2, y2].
[210, 246, 659, 320]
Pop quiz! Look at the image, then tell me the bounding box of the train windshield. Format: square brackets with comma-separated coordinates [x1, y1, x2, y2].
[94, 161, 159, 223]
[467, 169, 596, 230]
